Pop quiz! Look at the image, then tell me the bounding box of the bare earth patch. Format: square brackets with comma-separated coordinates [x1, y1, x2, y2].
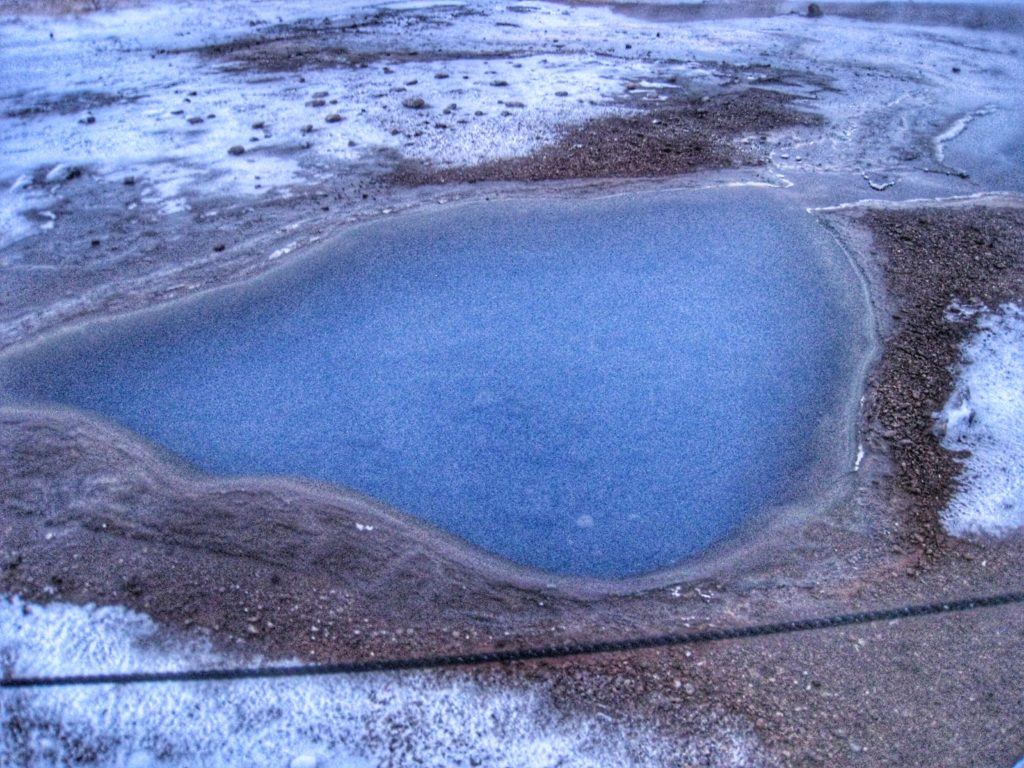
[392, 89, 821, 183]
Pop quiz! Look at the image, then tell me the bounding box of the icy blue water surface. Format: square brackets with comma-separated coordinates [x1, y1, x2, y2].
[0, 188, 865, 578]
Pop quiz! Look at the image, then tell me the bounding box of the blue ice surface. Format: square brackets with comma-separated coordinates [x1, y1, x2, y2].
[0, 188, 865, 578]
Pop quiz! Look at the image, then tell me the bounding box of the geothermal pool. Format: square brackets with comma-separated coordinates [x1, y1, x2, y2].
[0, 188, 867, 578]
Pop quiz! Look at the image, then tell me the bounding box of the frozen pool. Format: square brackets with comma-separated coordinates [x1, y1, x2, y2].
[0, 187, 867, 578]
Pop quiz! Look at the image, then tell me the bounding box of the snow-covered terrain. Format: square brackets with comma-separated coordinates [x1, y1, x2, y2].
[2, 0, 1023, 250]
[938, 303, 1024, 536]
[0, 597, 766, 768]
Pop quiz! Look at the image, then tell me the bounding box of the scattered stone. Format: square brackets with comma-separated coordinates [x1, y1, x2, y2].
[404, 79, 418, 86]
[187, 116, 204, 124]
[434, 72, 449, 79]
[383, 66, 394, 74]
[123, 176, 136, 186]
[325, 113, 344, 123]
[402, 97, 427, 109]
[308, 99, 326, 108]
[213, 243, 226, 252]
[300, 124, 314, 134]
[311, 91, 329, 98]
[952, 66, 961, 73]
[78, 114, 96, 125]
[807, 3, 823, 18]
[504, 100, 526, 108]
[227, 145, 246, 156]
[90, 239, 100, 247]
[554, 90, 569, 97]
[252, 120, 265, 129]
[490, 79, 509, 87]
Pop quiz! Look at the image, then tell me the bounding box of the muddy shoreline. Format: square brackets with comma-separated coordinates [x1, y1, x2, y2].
[3, 190, 1024, 766]
[3, 1, 1024, 765]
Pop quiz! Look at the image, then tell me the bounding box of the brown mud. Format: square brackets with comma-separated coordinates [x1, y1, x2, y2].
[3, 198, 1024, 766]
[392, 89, 822, 184]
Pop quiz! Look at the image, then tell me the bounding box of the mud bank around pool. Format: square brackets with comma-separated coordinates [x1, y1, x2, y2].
[3, 192, 1024, 768]
[0, 185, 873, 580]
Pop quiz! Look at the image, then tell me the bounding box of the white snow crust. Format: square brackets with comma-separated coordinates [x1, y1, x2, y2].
[0, 597, 765, 768]
[938, 303, 1024, 536]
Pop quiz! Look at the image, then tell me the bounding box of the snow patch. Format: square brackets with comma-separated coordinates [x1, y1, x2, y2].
[937, 303, 1024, 536]
[933, 106, 994, 165]
[0, 597, 765, 768]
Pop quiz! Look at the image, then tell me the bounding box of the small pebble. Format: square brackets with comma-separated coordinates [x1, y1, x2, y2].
[227, 145, 246, 155]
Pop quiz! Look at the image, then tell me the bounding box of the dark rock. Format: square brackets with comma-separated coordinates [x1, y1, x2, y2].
[807, 3, 823, 18]
[300, 124, 314, 134]
[308, 99, 326, 108]
[252, 121, 265, 129]
[325, 113, 344, 123]
[227, 145, 246, 155]
[490, 79, 509, 87]
[213, 243, 226, 252]
[187, 116, 204, 124]
[402, 97, 427, 109]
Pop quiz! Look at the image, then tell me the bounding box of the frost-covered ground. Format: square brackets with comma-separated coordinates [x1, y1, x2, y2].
[2, 0, 1023, 250]
[0, 597, 767, 768]
[939, 303, 1024, 536]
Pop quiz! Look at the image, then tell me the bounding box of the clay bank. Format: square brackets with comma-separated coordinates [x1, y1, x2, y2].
[0, 186, 870, 580]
